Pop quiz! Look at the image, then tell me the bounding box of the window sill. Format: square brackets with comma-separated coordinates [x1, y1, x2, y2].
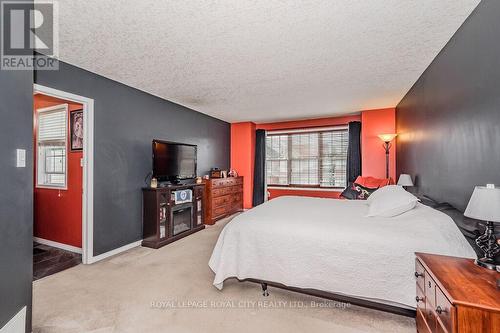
[267, 186, 344, 192]
[36, 185, 68, 190]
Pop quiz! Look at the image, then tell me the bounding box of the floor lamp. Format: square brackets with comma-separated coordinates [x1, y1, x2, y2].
[377, 134, 397, 179]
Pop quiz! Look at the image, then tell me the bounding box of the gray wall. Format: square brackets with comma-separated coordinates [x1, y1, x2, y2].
[0, 4, 34, 331]
[396, 0, 500, 212]
[35, 61, 230, 255]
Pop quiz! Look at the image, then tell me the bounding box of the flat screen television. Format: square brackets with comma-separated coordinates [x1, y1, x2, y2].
[152, 140, 197, 183]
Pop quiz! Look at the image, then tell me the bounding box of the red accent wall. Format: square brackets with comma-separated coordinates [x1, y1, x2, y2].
[33, 94, 83, 248]
[230, 110, 396, 207]
[257, 115, 361, 201]
[231, 116, 360, 204]
[361, 108, 397, 181]
[230, 122, 256, 209]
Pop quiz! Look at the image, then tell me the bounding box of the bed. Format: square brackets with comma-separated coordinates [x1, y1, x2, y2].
[208, 196, 476, 314]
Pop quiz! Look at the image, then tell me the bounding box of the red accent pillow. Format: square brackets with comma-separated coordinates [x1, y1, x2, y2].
[354, 176, 391, 188]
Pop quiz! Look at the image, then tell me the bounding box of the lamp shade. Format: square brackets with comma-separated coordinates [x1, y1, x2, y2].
[464, 185, 500, 222]
[378, 134, 397, 143]
[397, 174, 414, 187]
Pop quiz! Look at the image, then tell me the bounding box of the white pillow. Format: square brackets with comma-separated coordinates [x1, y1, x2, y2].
[366, 185, 419, 217]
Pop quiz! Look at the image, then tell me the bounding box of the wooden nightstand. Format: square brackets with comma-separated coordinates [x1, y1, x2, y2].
[415, 253, 500, 333]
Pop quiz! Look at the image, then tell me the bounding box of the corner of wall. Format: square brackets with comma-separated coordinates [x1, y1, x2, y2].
[361, 108, 397, 181]
[230, 122, 256, 209]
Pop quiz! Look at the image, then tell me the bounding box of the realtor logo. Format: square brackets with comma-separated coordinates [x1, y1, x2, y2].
[1, 0, 58, 70]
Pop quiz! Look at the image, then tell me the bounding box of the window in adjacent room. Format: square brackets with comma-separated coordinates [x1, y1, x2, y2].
[36, 104, 68, 189]
[265, 127, 348, 188]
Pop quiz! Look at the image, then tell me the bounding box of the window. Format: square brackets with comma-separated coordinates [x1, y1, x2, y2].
[36, 104, 68, 188]
[266, 127, 348, 188]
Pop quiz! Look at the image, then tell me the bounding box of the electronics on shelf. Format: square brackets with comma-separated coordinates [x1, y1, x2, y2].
[172, 189, 192, 204]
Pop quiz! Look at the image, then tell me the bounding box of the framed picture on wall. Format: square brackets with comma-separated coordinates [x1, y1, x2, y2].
[70, 109, 83, 151]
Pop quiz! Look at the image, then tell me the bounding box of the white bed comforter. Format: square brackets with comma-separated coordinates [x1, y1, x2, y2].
[208, 196, 476, 307]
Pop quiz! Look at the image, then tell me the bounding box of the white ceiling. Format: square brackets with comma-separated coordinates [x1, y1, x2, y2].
[45, 0, 480, 123]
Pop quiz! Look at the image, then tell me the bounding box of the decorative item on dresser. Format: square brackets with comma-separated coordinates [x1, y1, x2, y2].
[415, 252, 500, 333]
[204, 176, 243, 225]
[210, 168, 222, 178]
[142, 183, 205, 249]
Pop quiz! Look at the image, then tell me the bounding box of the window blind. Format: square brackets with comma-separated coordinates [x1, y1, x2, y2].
[36, 105, 67, 188]
[290, 133, 319, 185]
[319, 130, 348, 187]
[265, 135, 288, 185]
[266, 128, 348, 188]
[38, 109, 67, 144]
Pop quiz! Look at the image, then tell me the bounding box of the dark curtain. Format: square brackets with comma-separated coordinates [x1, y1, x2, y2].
[253, 129, 266, 206]
[346, 121, 362, 185]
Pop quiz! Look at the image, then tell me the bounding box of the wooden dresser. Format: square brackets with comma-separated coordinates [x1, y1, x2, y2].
[204, 176, 243, 225]
[415, 252, 500, 333]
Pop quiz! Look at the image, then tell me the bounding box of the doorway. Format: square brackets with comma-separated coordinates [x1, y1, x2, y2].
[33, 84, 95, 270]
[33, 96, 84, 279]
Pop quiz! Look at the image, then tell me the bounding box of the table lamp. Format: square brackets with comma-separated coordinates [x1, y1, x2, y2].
[397, 174, 414, 189]
[464, 184, 500, 270]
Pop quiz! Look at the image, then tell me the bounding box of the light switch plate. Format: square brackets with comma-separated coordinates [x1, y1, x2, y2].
[16, 149, 26, 168]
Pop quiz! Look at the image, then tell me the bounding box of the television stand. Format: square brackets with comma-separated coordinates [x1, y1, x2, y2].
[141, 183, 205, 249]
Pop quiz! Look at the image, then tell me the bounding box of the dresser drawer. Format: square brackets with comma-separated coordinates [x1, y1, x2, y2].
[212, 187, 229, 197]
[213, 195, 231, 207]
[213, 205, 229, 218]
[231, 192, 243, 203]
[211, 178, 229, 188]
[231, 201, 243, 211]
[230, 185, 242, 194]
[415, 259, 426, 292]
[416, 282, 426, 312]
[425, 272, 436, 306]
[425, 271, 437, 326]
[212, 177, 240, 188]
[417, 309, 431, 333]
[435, 287, 453, 333]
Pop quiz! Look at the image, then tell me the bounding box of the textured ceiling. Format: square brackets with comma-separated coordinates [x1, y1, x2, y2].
[43, 0, 480, 123]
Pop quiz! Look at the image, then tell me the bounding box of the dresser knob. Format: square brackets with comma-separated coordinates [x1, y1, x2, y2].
[414, 271, 424, 278]
[415, 296, 424, 303]
[436, 306, 446, 315]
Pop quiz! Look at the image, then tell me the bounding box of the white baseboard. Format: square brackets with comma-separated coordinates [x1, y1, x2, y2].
[34, 237, 82, 254]
[87, 240, 142, 264]
[0, 307, 26, 333]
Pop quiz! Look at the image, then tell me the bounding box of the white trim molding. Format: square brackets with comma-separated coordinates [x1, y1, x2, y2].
[33, 84, 95, 264]
[87, 240, 142, 264]
[34, 237, 82, 254]
[0, 306, 26, 333]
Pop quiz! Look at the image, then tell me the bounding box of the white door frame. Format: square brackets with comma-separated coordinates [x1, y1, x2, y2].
[34, 84, 94, 264]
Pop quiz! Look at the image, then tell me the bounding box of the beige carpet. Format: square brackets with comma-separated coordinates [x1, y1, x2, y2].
[33, 215, 415, 333]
